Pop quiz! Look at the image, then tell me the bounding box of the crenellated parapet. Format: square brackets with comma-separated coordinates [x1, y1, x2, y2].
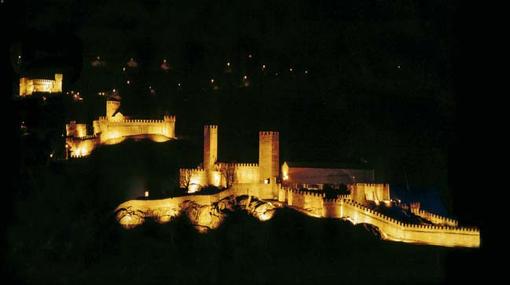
[259, 131, 279, 137]
[350, 183, 390, 203]
[66, 100, 177, 159]
[408, 202, 459, 227]
[338, 198, 480, 247]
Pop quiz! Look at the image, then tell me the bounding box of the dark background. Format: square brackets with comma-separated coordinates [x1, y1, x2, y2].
[2, 0, 488, 284]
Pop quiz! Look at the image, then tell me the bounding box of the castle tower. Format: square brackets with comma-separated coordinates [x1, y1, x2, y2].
[53, 73, 63, 93]
[19, 77, 27, 96]
[203, 125, 218, 170]
[259, 131, 279, 182]
[106, 100, 121, 119]
[163, 115, 176, 138]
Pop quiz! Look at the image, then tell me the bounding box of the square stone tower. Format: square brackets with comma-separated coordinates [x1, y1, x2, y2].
[259, 131, 279, 181]
[52, 73, 63, 93]
[106, 100, 121, 119]
[203, 125, 218, 170]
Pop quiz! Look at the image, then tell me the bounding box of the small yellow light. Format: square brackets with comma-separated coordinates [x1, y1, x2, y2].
[210, 78, 214, 83]
[227, 62, 230, 67]
[289, 67, 293, 72]
[126, 80, 130, 84]
[144, 191, 149, 198]
[243, 75, 248, 80]
[248, 54, 253, 58]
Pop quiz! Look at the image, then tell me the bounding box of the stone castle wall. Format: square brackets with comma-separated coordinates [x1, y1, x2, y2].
[19, 73, 63, 96]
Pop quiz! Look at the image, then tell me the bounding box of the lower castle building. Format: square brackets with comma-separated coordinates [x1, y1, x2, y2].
[65, 99, 176, 158]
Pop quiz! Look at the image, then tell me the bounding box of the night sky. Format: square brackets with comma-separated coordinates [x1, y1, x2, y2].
[2, 1, 486, 284]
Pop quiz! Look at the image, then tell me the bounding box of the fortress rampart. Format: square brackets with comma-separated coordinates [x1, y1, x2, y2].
[65, 100, 176, 158]
[408, 202, 459, 227]
[275, 187, 479, 247]
[115, 185, 480, 247]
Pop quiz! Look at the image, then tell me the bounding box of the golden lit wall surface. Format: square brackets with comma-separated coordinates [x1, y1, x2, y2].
[66, 100, 176, 158]
[259, 131, 279, 181]
[19, 73, 63, 96]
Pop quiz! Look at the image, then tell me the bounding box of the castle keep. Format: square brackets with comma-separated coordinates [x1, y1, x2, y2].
[180, 125, 280, 199]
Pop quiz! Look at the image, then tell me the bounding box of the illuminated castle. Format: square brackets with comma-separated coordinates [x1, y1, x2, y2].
[179, 126, 280, 199]
[65, 99, 176, 157]
[19, 73, 63, 96]
[114, 125, 480, 248]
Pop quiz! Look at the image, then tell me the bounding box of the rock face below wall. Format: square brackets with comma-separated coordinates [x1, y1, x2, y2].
[115, 195, 278, 232]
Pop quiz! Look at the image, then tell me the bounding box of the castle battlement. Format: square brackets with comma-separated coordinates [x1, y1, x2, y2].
[409, 203, 459, 227]
[180, 168, 206, 173]
[287, 188, 326, 198]
[66, 100, 176, 158]
[233, 163, 259, 168]
[342, 198, 480, 234]
[68, 134, 97, 140]
[164, 115, 176, 121]
[259, 131, 279, 136]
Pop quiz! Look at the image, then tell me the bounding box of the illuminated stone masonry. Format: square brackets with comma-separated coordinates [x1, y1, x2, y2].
[115, 125, 480, 248]
[65, 99, 176, 158]
[19, 73, 63, 96]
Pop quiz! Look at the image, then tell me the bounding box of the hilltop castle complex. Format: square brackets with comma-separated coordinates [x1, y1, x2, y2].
[114, 124, 480, 248]
[35, 72, 479, 248]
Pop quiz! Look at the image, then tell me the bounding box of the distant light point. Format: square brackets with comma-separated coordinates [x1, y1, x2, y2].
[289, 67, 293, 72]
[304, 70, 309, 74]
[226, 61, 230, 67]
[397, 65, 401, 69]
[243, 75, 248, 80]
[262, 64, 266, 70]
[210, 79, 215, 84]
[248, 54, 253, 58]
